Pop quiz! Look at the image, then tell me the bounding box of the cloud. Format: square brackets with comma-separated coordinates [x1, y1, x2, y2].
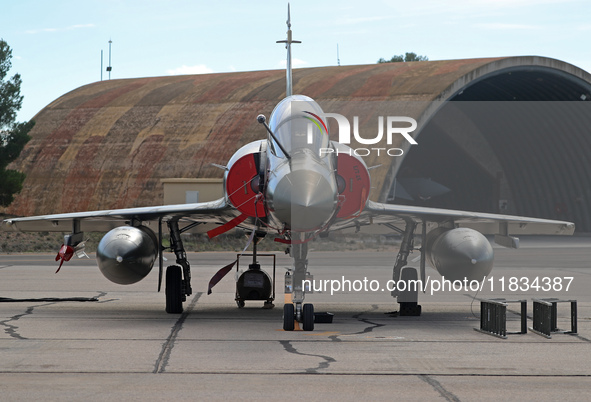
[333, 16, 393, 25]
[474, 23, 540, 30]
[477, 0, 576, 4]
[25, 23, 95, 34]
[427, 0, 577, 7]
[167, 64, 214, 75]
[71, 24, 95, 29]
[279, 58, 308, 68]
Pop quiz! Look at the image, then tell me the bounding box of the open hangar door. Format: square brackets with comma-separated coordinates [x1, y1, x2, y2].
[393, 68, 591, 232]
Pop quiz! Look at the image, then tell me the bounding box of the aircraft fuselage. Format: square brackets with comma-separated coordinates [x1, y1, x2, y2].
[224, 95, 369, 237]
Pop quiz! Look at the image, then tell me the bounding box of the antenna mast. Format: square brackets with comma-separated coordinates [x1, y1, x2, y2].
[276, 3, 301, 96]
[106, 39, 113, 80]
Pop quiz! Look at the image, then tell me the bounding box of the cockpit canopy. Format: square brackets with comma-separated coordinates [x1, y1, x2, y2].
[268, 95, 330, 158]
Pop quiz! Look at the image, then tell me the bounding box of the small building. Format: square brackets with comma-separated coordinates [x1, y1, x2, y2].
[162, 178, 224, 205]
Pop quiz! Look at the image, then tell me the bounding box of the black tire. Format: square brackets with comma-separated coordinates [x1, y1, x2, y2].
[399, 302, 421, 316]
[302, 303, 314, 331]
[165, 265, 183, 314]
[283, 303, 295, 331]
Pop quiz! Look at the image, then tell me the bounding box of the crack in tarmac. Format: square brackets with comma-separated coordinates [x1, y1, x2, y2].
[0, 291, 110, 303]
[94, 291, 119, 303]
[0, 291, 111, 340]
[0, 303, 56, 340]
[418, 374, 461, 401]
[153, 292, 202, 374]
[327, 304, 384, 346]
[334, 304, 385, 339]
[279, 340, 336, 373]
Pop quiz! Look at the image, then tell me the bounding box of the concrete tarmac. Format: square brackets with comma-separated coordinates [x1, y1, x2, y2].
[0, 236, 589, 401]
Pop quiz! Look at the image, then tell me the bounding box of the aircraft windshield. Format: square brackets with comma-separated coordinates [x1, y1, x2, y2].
[268, 95, 329, 158]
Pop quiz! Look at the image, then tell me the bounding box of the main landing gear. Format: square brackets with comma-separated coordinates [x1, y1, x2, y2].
[390, 220, 424, 316]
[283, 242, 314, 331]
[164, 220, 194, 314]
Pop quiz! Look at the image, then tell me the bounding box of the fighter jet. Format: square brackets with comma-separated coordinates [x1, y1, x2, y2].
[2, 6, 574, 331]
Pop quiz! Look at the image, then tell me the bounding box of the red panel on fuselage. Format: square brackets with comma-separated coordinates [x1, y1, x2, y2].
[336, 153, 370, 218]
[226, 153, 266, 217]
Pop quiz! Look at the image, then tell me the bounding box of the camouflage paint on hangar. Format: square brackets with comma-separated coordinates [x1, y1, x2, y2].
[4, 57, 591, 229]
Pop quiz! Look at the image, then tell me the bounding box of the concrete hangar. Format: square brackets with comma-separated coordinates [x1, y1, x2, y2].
[4, 56, 591, 231]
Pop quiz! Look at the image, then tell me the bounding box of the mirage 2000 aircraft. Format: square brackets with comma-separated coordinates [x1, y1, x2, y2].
[2, 6, 574, 331]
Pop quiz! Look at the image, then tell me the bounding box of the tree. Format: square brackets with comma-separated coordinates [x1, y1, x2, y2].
[378, 52, 429, 63]
[0, 39, 33, 207]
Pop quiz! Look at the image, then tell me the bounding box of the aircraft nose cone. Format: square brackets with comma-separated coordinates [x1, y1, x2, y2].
[272, 169, 337, 231]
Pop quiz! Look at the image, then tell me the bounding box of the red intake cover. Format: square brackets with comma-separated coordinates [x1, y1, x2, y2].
[226, 153, 266, 217]
[336, 154, 370, 218]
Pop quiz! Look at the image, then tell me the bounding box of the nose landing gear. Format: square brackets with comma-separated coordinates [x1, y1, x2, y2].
[282, 242, 315, 331]
[282, 302, 314, 331]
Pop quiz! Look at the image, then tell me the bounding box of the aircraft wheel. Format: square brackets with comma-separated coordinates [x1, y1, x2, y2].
[283, 303, 295, 331]
[165, 265, 183, 314]
[302, 303, 314, 331]
[236, 300, 245, 308]
[399, 302, 421, 316]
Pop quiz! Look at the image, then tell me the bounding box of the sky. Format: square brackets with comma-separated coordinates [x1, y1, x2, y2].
[2, 0, 590, 122]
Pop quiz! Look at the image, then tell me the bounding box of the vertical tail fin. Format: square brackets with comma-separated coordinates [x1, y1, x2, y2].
[276, 3, 301, 97]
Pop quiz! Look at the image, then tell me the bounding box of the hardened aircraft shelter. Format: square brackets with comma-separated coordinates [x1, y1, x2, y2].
[5, 56, 591, 230]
